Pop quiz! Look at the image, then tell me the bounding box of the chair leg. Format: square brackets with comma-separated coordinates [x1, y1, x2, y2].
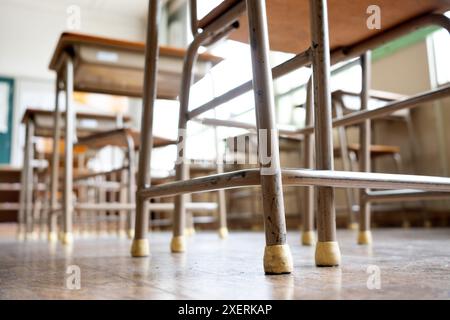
[126, 134, 136, 239]
[358, 52, 373, 245]
[31, 172, 41, 240]
[246, 0, 293, 274]
[48, 81, 61, 243]
[23, 119, 34, 241]
[302, 78, 315, 246]
[334, 98, 357, 230]
[214, 121, 228, 239]
[392, 152, 410, 228]
[131, 0, 161, 257]
[118, 169, 128, 238]
[61, 58, 74, 246]
[185, 194, 196, 236]
[170, 18, 204, 253]
[310, 0, 341, 266]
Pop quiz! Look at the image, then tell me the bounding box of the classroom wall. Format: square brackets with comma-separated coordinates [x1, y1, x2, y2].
[371, 40, 450, 212]
[0, 0, 148, 166]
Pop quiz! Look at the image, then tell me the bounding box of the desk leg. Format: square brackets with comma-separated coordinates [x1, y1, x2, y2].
[171, 43, 200, 253]
[49, 80, 61, 242]
[334, 97, 358, 230]
[119, 169, 127, 238]
[126, 135, 136, 239]
[302, 78, 316, 246]
[17, 130, 27, 241]
[358, 52, 373, 245]
[214, 117, 228, 239]
[185, 194, 195, 237]
[22, 119, 34, 240]
[246, 0, 293, 274]
[131, 0, 161, 257]
[310, 0, 341, 266]
[61, 58, 74, 245]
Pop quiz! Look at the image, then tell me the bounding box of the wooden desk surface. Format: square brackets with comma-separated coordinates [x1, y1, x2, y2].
[75, 128, 176, 150]
[21, 108, 130, 124]
[21, 108, 131, 138]
[211, 0, 450, 54]
[49, 32, 223, 99]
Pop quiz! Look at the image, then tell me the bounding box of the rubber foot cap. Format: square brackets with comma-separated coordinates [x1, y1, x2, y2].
[61, 232, 74, 245]
[357, 230, 372, 245]
[131, 239, 150, 257]
[263, 244, 293, 274]
[348, 222, 359, 230]
[48, 231, 58, 243]
[218, 227, 229, 239]
[315, 241, 341, 267]
[170, 236, 186, 253]
[301, 230, 316, 246]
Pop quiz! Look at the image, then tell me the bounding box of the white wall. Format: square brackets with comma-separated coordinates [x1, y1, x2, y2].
[0, 0, 148, 165]
[0, 0, 147, 79]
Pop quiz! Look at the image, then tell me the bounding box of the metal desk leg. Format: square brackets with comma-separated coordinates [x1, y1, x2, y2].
[185, 195, 195, 236]
[358, 52, 373, 245]
[31, 171, 41, 240]
[170, 11, 206, 252]
[246, 0, 293, 274]
[131, 0, 161, 257]
[212, 113, 228, 239]
[334, 97, 358, 230]
[22, 118, 34, 240]
[98, 180, 107, 236]
[302, 78, 316, 246]
[61, 57, 74, 245]
[119, 169, 127, 238]
[49, 78, 61, 242]
[126, 134, 136, 239]
[310, 0, 341, 266]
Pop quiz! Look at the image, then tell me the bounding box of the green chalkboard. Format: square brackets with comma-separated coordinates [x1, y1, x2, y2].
[0, 77, 14, 164]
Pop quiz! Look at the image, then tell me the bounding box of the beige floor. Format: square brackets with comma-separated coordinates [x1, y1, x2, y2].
[0, 226, 449, 299]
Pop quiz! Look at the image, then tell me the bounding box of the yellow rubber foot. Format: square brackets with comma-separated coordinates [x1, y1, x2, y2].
[357, 230, 372, 245]
[402, 220, 411, 229]
[81, 231, 90, 238]
[61, 232, 74, 245]
[26, 232, 38, 241]
[315, 241, 341, 267]
[16, 232, 25, 241]
[347, 222, 359, 230]
[170, 236, 186, 253]
[185, 228, 196, 236]
[130, 238, 150, 257]
[99, 231, 109, 237]
[127, 229, 135, 240]
[218, 227, 229, 239]
[263, 244, 293, 275]
[48, 231, 58, 243]
[301, 230, 316, 246]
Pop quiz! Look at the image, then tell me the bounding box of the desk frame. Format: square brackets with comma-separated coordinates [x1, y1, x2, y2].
[131, 0, 450, 274]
